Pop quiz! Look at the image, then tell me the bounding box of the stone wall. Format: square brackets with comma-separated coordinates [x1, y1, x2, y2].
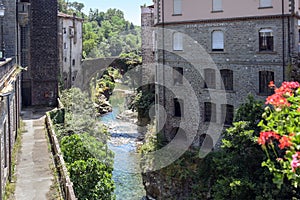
[157, 16, 293, 148]
[3, 0, 17, 59]
[0, 59, 21, 199]
[20, 0, 59, 106]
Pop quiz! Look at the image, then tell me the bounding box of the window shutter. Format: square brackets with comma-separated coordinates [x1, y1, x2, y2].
[212, 31, 224, 50]
[174, 0, 182, 14]
[260, 0, 272, 7]
[173, 32, 183, 51]
[213, 0, 222, 11]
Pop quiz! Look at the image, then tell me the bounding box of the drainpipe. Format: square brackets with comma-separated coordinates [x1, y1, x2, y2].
[282, 0, 286, 81]
[7, 94, 12, 182]
[162, 0, 166, 139]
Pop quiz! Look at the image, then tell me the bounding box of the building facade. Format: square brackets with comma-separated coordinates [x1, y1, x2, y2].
[141, 0, 300, 198]
[58, 12, 83, 89]
[0, 0, 21, 198]
[20, 0, 59, 106]
[142, 0, 300, 150]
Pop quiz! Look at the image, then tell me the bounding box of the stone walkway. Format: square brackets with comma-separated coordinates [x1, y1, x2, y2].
[14, 108, 56, 200]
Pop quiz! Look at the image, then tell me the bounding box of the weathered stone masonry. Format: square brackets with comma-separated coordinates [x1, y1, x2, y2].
[22, 0, 59, 106]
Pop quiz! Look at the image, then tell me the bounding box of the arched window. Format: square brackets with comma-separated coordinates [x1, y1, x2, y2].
[212, 30, 224, 51]
[220, 69, 233, 90]
[174, 98, 183, 117]
[173, 32, 183, 51]
[259, 28, 274, 51]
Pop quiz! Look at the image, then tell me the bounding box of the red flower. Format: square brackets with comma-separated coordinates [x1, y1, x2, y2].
[278, 135, 292, 149]
[258, 131, 280, 145]
[269, 81, 275, 88]
[265, 82, 300, 108]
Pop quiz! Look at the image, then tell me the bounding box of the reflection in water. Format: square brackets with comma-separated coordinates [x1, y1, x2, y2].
[101, 90, 146, 200]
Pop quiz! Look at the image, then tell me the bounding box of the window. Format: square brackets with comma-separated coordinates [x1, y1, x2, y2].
[204, 102, 216, 122]
[259, 29, 274, 51]
[220, 69, 233, 90]
[259, 71, 274, 95]
[63, 28, 67, 34]
[72, 59, 75, 66]
[173, 0, 182, 15]
[173, 67, 183, 85]
[173, 32, 183, 51]
[221, 104, 234, 125]
[64, 42, 67, 49]
[199, 134, 214, 151]
[259, 0, 272, 8]
[204, 69, 216, 89]
[212, 31, 224, 51]
[174, 98, 183, 117]
[64, 57, 67, 62]
[212, 0, 222, 11]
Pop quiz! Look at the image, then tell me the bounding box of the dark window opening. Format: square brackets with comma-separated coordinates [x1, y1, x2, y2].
[221, 104, 234, 125]
[72, 59, 75, 66]
[204, 102, 216, 122]
[259, 29, 274, 51]
[259, 71, 274, 95]
[174, 98, 183, 117]
[199, 134, 214, 151]
[204, 68, 216, 89]
[221, 69, 233, 90]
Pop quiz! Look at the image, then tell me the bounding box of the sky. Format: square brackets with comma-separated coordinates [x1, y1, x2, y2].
[79, 0, 153, 25]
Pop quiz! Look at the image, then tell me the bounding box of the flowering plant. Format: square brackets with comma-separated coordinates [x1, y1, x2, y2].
[258, 81, 300, 188]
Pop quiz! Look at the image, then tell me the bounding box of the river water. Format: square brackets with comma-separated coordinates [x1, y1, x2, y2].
[100, 89, 146, 200]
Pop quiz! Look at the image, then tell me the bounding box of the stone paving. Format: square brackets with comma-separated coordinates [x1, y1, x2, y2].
[14, 108, 55, 200]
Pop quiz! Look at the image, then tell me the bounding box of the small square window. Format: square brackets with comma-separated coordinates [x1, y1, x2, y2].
[212, 0, 222, 12]
[259, 0, 272, 8]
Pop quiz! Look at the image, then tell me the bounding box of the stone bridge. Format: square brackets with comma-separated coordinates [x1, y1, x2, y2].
[73, 56, 121, 91]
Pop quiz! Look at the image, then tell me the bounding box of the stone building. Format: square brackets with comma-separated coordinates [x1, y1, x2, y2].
[141, 0, 300, 198]
[58, 12, 83, 89]
[0, 0, 21, 198]
[142, 0, 300, 151]
[20, 0, 59, 106]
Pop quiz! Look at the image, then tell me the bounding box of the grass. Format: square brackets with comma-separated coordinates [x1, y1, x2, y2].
[4, 120, 25, 200]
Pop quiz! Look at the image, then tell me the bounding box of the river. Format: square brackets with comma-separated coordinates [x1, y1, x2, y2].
[100, 89, 146, 200]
